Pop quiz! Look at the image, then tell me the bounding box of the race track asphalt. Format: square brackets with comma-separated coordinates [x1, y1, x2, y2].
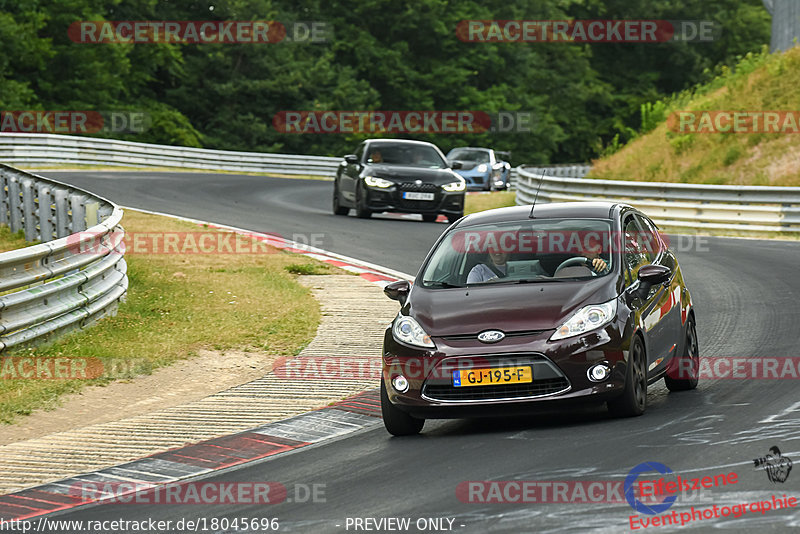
[39, 172, 800, 533]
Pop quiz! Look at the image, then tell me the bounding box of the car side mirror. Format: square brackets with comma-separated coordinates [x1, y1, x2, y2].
[384, 280, 411, 305]
[638, 264, 671, 286]
[450, 161, 463, 170]
[344, 154, 359, 165]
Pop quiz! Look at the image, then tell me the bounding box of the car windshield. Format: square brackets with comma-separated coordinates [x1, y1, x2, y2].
[366, 143, 446, 168]
[421, 218, 613, 287]
[449, 149, 489, 162]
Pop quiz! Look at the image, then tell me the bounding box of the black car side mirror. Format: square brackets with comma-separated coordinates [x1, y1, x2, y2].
[638, 264, 671, 286]
[344, 154, 359, 165]
[450, 161, 463, 170]
[384, 280, 411, 305]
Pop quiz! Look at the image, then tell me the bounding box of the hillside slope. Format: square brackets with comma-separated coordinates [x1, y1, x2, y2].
[589, 47, 800, 186]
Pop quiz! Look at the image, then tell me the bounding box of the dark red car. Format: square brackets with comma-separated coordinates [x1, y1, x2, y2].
[380, 202, 699, 435]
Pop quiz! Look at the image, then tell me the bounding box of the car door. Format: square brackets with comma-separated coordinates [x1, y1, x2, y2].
[340, 142, 364, 204]
[622, 214, 671, 375]
[637, 214, 683, 371]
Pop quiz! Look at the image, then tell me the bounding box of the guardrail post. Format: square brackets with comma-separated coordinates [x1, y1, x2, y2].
[0, 172, 8, 227]
[38, 183, 54, 242]
[54, 187, 70, 238]
[85, 201, 99, 227]
[21, 178, 38, 241]
[8, 176, 21, 232]
[70, 193, 87, 232]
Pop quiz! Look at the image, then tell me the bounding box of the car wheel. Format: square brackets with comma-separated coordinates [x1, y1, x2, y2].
[446, 212, 464, 223]
[483, 177, 491, 191]
[332, 184, 349, 216]
[380, 381, 424, 436]
[664, 315, 699, 391]
[422, 213, 438, 223]
[607, 336, 647, 417]
[355, 185, 372, 219]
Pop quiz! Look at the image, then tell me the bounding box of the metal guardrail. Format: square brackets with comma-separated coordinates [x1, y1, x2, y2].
[516, 165, 800, 233]
[0, 164, 127, 352]
[0, 133, 342, 177]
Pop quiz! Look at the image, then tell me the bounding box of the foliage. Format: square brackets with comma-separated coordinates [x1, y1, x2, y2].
[0, 0, 771, 163]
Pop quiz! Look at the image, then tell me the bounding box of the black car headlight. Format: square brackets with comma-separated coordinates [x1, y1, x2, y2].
[442, 180, 466, 192]
[364, 176, 393, 188]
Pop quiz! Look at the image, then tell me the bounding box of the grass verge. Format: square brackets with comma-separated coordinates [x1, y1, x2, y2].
[0, 210, 336, 425]
[464, 191, 516, 215]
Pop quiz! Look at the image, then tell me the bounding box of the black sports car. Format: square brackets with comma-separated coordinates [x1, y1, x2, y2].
[332, 139, 466, 223]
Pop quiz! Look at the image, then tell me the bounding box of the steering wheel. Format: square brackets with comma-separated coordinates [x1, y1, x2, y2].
[554, 257, 597, 277]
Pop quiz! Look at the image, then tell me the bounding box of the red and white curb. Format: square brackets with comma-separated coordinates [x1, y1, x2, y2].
[0, 392, 382, 521]
[126, 207, 414, 286]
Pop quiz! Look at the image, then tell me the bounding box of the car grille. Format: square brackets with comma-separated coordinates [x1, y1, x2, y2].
[423, 377, 570, 401]
[441, 330, 546, 341]
[400, 182, 439, 192]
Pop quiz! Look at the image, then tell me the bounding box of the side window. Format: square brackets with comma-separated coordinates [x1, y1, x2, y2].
[354, 143, 365, 163]
[633, 214, 662, 263]
[623, 216, 649, 284]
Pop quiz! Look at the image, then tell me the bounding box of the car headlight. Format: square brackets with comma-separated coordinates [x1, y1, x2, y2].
[393, 315, 435, 349]
[442, 180, 465, 192]
[550, 299, 617, 341]
[364, 176, 393, 188]
[476, 164, 488, 172]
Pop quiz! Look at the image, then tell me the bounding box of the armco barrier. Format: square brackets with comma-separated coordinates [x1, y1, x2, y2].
[0, 164, 127, 352]
[516, 165, 800, 234]
[0, 133, 342, 177]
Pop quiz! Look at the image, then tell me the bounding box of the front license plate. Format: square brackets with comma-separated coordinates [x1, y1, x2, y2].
[452, 366, 533, 387]
[403, 192, 434, 201]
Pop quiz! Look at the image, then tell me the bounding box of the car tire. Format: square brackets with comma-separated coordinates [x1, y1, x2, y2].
[381, 381, 424, 436]
[446, 212, 464, 223]
[664, 316, 699, 392]
[483, 178, 491, 191]
[332, 184, 349, 216]
[607, 336, 647, 417]
[422, 213, 438, 223]
[355, 185, 372, 219]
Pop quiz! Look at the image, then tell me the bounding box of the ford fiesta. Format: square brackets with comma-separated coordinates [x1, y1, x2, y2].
[380, 202, 699, 435]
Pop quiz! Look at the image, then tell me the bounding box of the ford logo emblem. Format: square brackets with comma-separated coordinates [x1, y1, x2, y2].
[477, 330, 505, 343]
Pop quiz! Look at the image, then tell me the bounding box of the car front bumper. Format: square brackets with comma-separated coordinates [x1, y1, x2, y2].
[364, 186, 464, 216]
[454, 169, 492, 190]
[382, 322, 630, 418]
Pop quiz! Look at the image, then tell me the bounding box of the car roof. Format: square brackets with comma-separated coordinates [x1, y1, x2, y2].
[365, 139, 437, 147]
[457, 202, 628, 227]
[449, 147, 491, 152]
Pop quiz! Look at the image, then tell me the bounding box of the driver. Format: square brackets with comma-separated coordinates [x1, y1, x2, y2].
[467, 251, 509, 283]
[584, 241, 609, 274]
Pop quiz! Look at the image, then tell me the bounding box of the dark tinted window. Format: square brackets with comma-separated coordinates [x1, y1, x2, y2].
[366, 143, 446, 168]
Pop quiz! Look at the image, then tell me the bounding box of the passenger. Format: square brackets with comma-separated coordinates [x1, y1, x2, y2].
[467, 251, 509, 283]
[369, 150, 383, 163]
